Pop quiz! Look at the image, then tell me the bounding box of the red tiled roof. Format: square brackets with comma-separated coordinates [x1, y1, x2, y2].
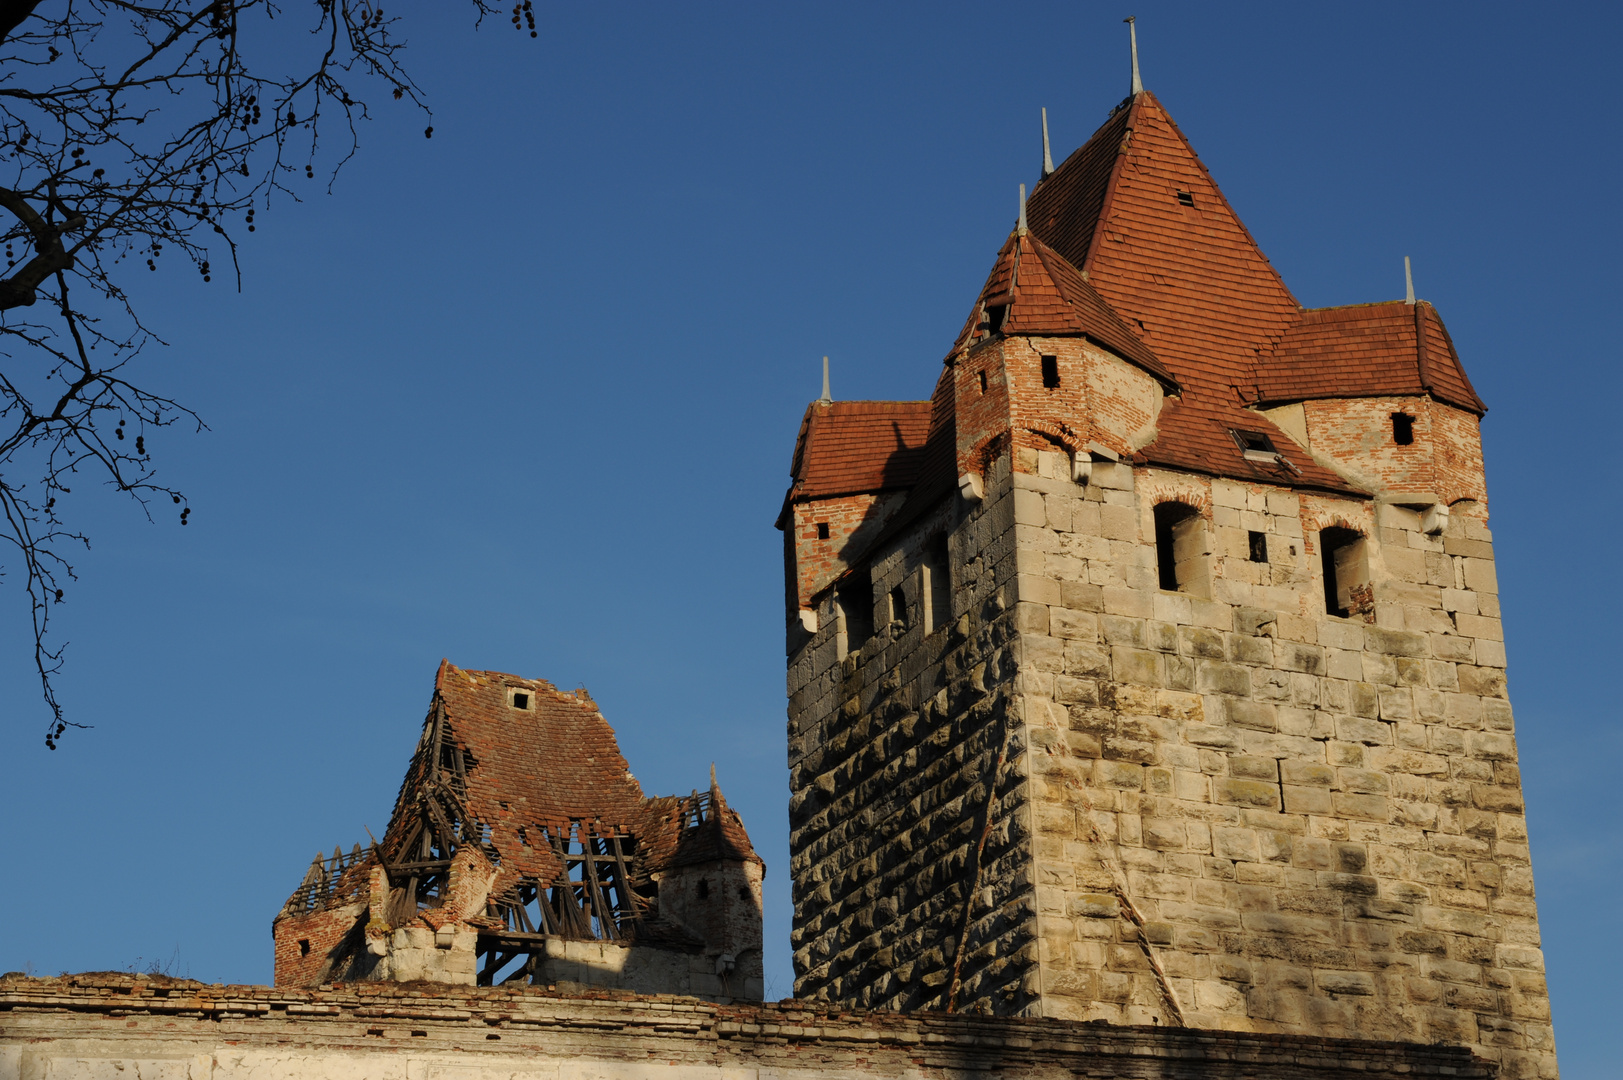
[380, 661, 758, 889]
[1027, 92, 1354, 491]
[949, 229, 1175, 387]
[789, 400, 932, 500]
[1254, 301, 1484, 415]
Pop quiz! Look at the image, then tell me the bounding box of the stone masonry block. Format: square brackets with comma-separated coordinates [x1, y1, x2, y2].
[1215, 778, 1281, 810]
[1013, 488, 1047, 527]
[1463, 557, 1498, 594]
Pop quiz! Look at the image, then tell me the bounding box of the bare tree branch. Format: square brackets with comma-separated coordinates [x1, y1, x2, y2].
[0, 0, 528, 748]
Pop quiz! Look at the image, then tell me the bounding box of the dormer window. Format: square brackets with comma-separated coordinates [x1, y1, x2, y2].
[984, 303, 1008, 335]
[1231, 428, 1280, 463]
[1392, 412, 1415, 445]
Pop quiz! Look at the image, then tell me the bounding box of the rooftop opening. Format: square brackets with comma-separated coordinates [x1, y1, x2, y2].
[1041, 354, 1060, 389]
[815, 522, 830, 540]
[1231, 428, 1281, 463]
[1154, 501, 1210, 596]
[1176, 190, 1194, 207]
[1392, 412, 1415, 445]
[985, 304, 1008, 336]
[1320, 527, 1372, 619]
[1248, 530, 1268, 563]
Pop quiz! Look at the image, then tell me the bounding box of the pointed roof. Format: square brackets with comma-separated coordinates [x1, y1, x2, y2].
[1024, 92, 1355, 490]
[949, 227, 1175, 387]
[1254, 300, 1486, 416]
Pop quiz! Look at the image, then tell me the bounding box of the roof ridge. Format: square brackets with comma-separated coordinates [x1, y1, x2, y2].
[1124, 92, 1300, 310]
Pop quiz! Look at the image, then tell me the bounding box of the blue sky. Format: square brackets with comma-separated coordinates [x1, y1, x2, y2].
[1, 2, 1617, 1073]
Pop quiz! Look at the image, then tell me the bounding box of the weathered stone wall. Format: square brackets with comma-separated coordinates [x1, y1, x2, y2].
[0, 973, 1493, 1080]
[787, 461, 1038, 1014]
[1006, 453, 1552, 1079]
[787, 423, 1553, 1079]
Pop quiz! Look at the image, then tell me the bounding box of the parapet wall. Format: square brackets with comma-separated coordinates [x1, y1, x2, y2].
[0, 973, 1492, 1080]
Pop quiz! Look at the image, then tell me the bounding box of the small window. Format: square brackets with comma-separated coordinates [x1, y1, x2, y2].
[1154, 502, 1210, 595]
[1248, 530, 1268, 563]
[985, 304, 1008, 335]
[836, 580, 873, 656]
[1176, 190, 1194, 207]
[1320, 527, 1371, 619]
[1041, 354, 1060, 389]
[816, 522, 830, 540]
[511, 691, 530, 710]
[923, 533, 952, 633]
[298, 939, 311, 957]
[739, 886, 751, 901]
[696, 879, 710, 899]
[889, 585, 909, 632]
[978, 370, 988, 394]
[1392, 412, 1415, 445]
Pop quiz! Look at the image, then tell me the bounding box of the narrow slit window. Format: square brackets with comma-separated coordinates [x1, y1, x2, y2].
[1320, 527, 1371, 619]
[1041, 354, 1060, 389]
[836, 579, 873, 656]
[1153, 502, 1210, 595]
[1248, 530, 1268, 563]
[889, 585, 909, 632]
[1176, 190, 1195, 207]
[1392, 412, 1415, 445]
[978, 370, 988, 394]
[815, 522, 830, 540]
[696, 879, 709, 899]
[923, 533, 952, 634]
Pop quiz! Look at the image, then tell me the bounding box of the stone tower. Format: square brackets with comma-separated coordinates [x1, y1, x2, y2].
[779, 88, 1556, 1079]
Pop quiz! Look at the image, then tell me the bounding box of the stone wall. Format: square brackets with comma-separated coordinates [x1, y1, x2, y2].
[787, 463, 1037, 1013]
[0, 973, 1492, 1080]
[787, 431, 1556, 1079]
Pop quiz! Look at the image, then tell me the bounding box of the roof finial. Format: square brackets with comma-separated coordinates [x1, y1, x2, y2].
[1041, 107, 1055, 178]
[818, 355, 832, 403]
[1018, 183, 1028, 235]
[1404, 256, 1415, 305]
[710, 762, 718, 791]
[1125, 16, 1143, 95]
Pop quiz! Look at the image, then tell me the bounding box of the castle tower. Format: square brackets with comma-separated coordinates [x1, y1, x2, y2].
[780, 87, 1555, 1079]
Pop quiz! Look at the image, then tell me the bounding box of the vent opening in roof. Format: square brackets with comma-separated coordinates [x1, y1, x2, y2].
[1041, 354, 1060, 389]
[1231, 429, 1280, 463]
[1392, 412, 1415, 445]
[1176, 190, 1194, 207]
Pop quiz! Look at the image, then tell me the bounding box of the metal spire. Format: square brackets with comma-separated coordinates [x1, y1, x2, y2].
[1404, 256, 1415, 305]
[818, 355, 832, 402]
[1018, 183, 1028, 234]
[1041, 107, 1055, 178]
[1125, 16, 1143, 95]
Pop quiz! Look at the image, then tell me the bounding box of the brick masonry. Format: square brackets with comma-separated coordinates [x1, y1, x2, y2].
[0, 973, 1493, 1080]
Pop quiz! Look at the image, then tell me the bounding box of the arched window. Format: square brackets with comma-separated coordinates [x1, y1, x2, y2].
[1320, 527, 1371, 618]
[1153, 501, 1210, 596]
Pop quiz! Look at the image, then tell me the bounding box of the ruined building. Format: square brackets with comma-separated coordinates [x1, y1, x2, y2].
[273, 660, 764, 1002]
[780, 85, 1555, 1079]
